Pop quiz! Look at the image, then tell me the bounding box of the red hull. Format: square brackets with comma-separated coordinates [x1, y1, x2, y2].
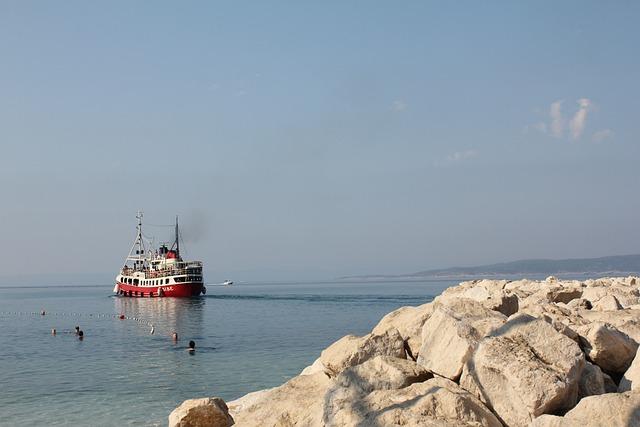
[115, 281, 204, 297]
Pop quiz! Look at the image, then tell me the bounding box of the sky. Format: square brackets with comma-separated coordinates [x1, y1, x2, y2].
[0, 1, 639, 284]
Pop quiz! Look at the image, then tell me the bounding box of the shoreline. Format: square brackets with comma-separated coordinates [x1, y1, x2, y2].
[170, 276, 640, 426]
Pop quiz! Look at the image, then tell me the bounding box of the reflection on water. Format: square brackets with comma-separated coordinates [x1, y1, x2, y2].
[113, 296, 205, 338]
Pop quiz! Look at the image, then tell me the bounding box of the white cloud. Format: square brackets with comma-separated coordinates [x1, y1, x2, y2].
[550, 100, 564, 138]
[391, 100, 407, 111]
[569, 98, 592, 140]
[447, 150, 478, 162]
[528, 98, 604, 143]
[592, 128, 614, 143]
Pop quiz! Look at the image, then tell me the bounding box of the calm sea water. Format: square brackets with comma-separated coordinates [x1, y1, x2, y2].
[0, 280, 454, 426]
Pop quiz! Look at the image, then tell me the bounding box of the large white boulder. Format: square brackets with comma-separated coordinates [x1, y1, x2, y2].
[460, 314, 585, 427]
[417, 298, 506, 380]
[169, 397, 234, 427]
[332, 355, 432, 394]
[531, 391, 640, 427]
[576, 322, 639, 374]
[619, 346, 640, 392]
[372, 302, 434, 359]
[320, 328, 405, 376]
[437, 279, 519, 316]
[228, 372, 330, 426]
[591, 294, 623, 311]
[326, 376, 503, 427]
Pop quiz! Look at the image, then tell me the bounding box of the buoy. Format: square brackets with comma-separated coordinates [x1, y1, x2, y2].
[119, 314, 125, 320]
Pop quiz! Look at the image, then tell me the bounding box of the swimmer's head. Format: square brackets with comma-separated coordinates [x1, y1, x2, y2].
[188, 340, 195, 350]
[172, 332, 178, 341]
[51, 328, 56, 335]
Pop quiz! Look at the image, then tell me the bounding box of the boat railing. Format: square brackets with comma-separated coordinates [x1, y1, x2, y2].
[120, 261, 202, 278]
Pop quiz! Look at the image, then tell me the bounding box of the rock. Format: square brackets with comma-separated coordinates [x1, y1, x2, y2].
[372, 302, 434, 359]
[300, 357, 326, 376]
[581, 280, 640, 308]
[519, 283, 583, 309]
[228, 372, 330, 426]
[169, 397, 234, 427]
[531, 391, 640, 427]
[332, 355, 432, 394]
[576, 322, 639, 374]
[417, 299, 506, 380]
[320, 328, 405, 376]
[619, 346, 640, 391]
[460, 314, 585, 427]
[565, 298, 592, 310]
[578, 362, 606, 398]
[603, 372, 618, 393]
[578, 309, 640, 343]
[326, 376, 503, 427]
[592, 294, 623, 311]
[437, 279, 519, 316]
[519, 302, 583, 341]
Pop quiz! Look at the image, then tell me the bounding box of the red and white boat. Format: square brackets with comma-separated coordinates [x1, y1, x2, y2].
[113, 212, 205, 297]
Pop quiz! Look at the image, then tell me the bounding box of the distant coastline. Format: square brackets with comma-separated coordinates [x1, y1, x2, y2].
[337, 254, 640, 282]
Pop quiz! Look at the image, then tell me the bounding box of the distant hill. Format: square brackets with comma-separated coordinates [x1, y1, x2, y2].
[339, 254, 640, 281]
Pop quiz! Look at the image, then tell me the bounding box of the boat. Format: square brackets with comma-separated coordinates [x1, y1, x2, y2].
[114, 212, 205, 297]
[223, 280, 233, 286]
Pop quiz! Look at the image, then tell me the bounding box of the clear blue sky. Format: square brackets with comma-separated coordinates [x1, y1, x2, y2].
[1, 2, 638, 283]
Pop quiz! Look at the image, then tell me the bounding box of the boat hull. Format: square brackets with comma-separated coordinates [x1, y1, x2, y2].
[115, 281, 204, 297]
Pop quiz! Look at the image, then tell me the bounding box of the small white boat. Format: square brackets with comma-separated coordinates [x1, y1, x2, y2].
[223, 280, 233, 286]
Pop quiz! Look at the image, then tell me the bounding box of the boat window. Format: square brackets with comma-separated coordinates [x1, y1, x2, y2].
[134, 279, 139, 285]
[165, 278, 169, 284]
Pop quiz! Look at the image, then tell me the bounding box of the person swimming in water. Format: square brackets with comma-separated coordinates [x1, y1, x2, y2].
[78, 330, 84, 340]
[187, 340, 195, 352]
[75, 326, 80, 335]
[172, 332, 178, 342]
[51, 328, 56, 336]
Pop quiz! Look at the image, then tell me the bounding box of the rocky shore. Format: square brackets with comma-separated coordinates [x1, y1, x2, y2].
[170, 276, 640, 426]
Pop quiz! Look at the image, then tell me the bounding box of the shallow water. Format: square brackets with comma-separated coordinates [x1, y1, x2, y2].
[0, 280, 454, 426]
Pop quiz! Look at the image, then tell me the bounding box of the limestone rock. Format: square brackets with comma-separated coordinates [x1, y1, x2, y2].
[169, 397, 234, 427]
[519, 282, 583, 309]
[531, 391, 640, 427]
[578, 309, 640, 343]
[372, 302, 434, 359]
[326, 376, 503, 427]
[592, 294, 623, 311]
[320, 328, 405, 376]
[437, 279, 519, 316]
[581, 279, 640, 308]
[460, 314, 585, 427]
[333, 355, 432, 394]
[576, 322, 639, 373]
[228, 372, 330, 426]
[578, 362, 606, 398]
[519, 302, 584, 341]
[565, 298, 592, 310]
[300, 357, 326, 376]
[619, 346, 640, 392]
[417, 299, 506, 380]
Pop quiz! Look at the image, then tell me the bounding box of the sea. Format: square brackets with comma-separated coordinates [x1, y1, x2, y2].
[0, 280, 455, 426]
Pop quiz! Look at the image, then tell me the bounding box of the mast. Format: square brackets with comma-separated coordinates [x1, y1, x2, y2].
[137, 211, 144, 257]
[175, 215, 180, 257]
[123, 211, 148, 272]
